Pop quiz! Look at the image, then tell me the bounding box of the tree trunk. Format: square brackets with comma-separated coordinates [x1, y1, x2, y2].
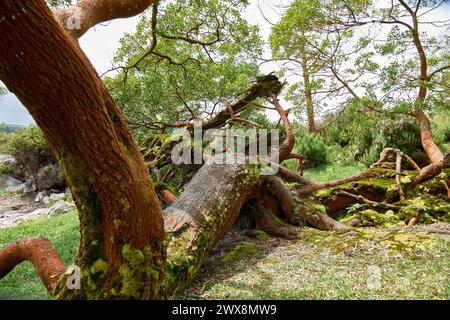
[300, 42, 316, 133]
[413, 108, 444, 166]
[0, 0, 166, 299]
[163, 163, 263, 293]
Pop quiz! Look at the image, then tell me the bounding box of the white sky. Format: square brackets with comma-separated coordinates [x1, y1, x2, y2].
[0, 0, 448, 125]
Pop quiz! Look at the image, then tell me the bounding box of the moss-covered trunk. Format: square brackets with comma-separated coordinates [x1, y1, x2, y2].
[0, 0, 166, 299]
[163, 163, 263, 293]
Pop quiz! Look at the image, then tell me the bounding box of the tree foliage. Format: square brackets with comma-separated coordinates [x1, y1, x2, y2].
[106, 0, 264, 142]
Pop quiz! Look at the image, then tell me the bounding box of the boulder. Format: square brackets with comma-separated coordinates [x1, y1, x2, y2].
[0, 154, 16, 166]
[0, 173, 25, 193]
[46, 200, 76, 217]
[35, 190, 52, 202]
[37, 164, 65, 190]
[43, 192, 66, 205]
[23, 179, 37, 193]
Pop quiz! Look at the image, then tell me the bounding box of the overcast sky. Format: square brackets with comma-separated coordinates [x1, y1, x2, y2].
[0, 0, 448, 125]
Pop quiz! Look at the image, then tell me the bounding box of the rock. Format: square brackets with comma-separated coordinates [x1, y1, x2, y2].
[43, 192, 66, 205]
[46, 200, 76, 217]
[0, 173, 25, 193]
[29, 208, 49, 218]
[0, 154, 16, 166]
[37, 164, 65, 190]
[35, 190, 51, 202]
[23, 179, 37, 193]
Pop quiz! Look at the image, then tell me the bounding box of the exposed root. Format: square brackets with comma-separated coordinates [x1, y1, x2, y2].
[336, 191, 398, 210]
[372, 147, 420, 171]
[256, 214, 299, 240]
[266, 176, 294, 220]
[295, 202, 348, 231]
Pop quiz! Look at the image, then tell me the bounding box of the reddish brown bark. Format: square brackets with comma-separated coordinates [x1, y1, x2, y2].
[0, 237, 66, 292]
[160, 188, 177, 205]
[54, 0, 155, 39]
[0, 0, 165, 299]
[413, 109, 444, 166]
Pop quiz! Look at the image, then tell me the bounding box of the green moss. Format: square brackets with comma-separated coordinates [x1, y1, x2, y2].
[122, 244, 145, 269]
[302, 227, 440, 256]
[90, 259, 109, 276]
[339, 209, 405, 228]
[263, 257, 281, 264]
[254, 230, 269, 240]
[397, 195, 450, 223]
[223, 242, 259, 263]
[0, 163, 15, 174]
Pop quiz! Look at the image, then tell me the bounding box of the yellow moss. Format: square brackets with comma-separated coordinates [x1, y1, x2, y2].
[90, 259, 108, 276]
[303, 227, 439, 256]
[223, 242, 259, 263]
[122, 244, 145, 269]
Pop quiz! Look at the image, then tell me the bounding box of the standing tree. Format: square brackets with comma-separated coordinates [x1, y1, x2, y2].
[302, 0, 449, 179]
[0, 0, 166, 299]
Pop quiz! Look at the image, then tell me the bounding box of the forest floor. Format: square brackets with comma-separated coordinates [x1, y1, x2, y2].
[0, 208, 448, 300]
[0, 164, 448, 300]
[0, 193, 47, 229]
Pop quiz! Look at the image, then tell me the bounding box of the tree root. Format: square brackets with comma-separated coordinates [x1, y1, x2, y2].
[337, 191, 398, 210]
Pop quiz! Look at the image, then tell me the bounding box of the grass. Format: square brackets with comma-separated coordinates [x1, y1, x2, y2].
[0, 209, 449, 300]
[0, 210, 79, 299]
[304, 163, 367, 182]
[184, 228, 450, 300]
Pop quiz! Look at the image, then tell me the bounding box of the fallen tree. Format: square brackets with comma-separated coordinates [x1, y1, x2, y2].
[0, 0, 449, 300]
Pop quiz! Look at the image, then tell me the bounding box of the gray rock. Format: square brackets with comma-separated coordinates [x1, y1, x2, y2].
[0, 173, 25, 193]
[35, 190, 52, 202]
[0, 154, 16, 166]
[43, 192, 66, 205]
[23, 179, 38, 193]
[37, 164, 65, 190]
[46, 200, 76, 217]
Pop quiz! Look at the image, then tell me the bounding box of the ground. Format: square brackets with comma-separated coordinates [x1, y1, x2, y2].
[0, 208, 448, 300]
[0, 193, 47, 229]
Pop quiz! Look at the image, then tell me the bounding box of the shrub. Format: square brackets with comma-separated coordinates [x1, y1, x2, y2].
[293, 127, 327, 167]
[359, 116, 421, 165]
[0, 163, 15, 174]
[5, 126, 55, 180]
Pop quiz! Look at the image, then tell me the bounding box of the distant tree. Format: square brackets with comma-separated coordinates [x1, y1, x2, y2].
[291, 0, 449, 179]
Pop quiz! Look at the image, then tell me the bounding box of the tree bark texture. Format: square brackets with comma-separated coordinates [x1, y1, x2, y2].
[0, 0, 166, 299]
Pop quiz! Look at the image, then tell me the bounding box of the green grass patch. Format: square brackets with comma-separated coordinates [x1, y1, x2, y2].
[304, 163, 367, 182]
[0, 210, 79, 299]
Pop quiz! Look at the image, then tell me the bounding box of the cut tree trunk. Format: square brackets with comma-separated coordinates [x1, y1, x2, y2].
[0, 0, 166, 299]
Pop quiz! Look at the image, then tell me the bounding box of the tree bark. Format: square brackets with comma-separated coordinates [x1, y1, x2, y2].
[54, 0, 155, 39]
[0, 0, 166, 299]
[300, 43, 316, 133]
[0, 237, 66, 293]
[163, 163, 263, 293]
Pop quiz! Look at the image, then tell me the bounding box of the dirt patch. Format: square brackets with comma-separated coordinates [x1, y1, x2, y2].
[0, 193, 47, 228]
